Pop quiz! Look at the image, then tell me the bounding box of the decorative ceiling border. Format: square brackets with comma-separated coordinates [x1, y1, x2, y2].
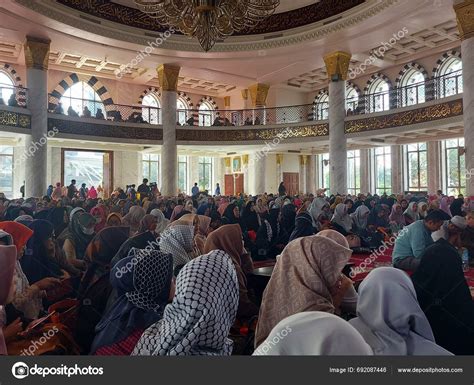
[54, 0, 365, 36]
[14, 0, 399, 52]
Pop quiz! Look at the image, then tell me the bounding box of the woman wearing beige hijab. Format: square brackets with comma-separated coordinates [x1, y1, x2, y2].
[254, 229, 354, 348]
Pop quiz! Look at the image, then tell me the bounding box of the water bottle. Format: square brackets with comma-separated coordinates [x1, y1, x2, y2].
[461, 248, 470, 272]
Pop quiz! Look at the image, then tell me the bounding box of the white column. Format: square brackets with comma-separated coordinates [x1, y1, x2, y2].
[462, 31, 474, 195]
[161, 89, 177, 195]
[360, 149, 370, 194]
[427, 141, 441, 194]
[328, 79, 347, 194]
[253, 152, 266, 195]
[158, 64, 180, 196]
[391, 145, 403, 194]
[307, 155, 316, 194]
[24, 37, 50, 197]
[454, 0, 474, 195]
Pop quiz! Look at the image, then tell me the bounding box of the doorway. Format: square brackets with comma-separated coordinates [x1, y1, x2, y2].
[283, 172, 299, 196]
[61, 149, 114, 198]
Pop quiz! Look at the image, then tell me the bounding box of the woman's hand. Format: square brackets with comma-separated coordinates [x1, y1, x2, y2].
[3, 318, 23, 341]
[330, 274, 354, 310]
[33, 277, 61, 291]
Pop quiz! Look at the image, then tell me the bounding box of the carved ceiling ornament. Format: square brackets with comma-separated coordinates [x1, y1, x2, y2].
[454, 0, 474, 40]
[323, 51, 352, 81]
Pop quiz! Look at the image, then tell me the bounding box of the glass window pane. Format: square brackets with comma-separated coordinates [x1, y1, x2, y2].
[64, 151, 104, 188]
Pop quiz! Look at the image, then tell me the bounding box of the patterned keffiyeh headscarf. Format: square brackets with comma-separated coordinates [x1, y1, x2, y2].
[159, 225, 195, 269]
[90, 247, 173, 354]
[132, 250, 239, 356]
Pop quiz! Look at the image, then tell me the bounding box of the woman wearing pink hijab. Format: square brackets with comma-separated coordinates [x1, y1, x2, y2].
[439, 196, 452, 217]
[0, 245, 18, 355]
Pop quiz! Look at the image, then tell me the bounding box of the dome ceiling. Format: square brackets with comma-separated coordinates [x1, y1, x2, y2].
[55, 0, 365, 36]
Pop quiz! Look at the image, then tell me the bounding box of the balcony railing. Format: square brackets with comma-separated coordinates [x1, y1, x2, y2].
[350, 70, 463, 115]
[180, 103, 329, 127]
[40, 70, 464, 128]
[0, 84, 27, 108]
[47, 94, 161, 124]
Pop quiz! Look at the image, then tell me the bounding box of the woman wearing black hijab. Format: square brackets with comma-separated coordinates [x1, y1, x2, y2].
[278, 182, 286, 197]
[412, 238, 474, 355]
[279, 204, 296, 244]
[450, 198, 464, 217]
[288, 212, 315, 242]
[221, 203, 240, 226]
[240, 201, 260, 233]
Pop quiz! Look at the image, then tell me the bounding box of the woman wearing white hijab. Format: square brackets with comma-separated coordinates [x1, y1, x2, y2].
[349, 267, 452, 355]
[253, 312, 372, 356]
[403, 202, 420, 225]
[309, 197, 329, 230]
[132, 250, 238, 356]
[149, 209, 169, 236]
[331, 203, 352, 234]
[351, 205, 370, 233]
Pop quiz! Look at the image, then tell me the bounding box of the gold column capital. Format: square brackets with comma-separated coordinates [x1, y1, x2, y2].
[241, 89, 248, 100]
[157, 64, 180, 91]
[224, 96, 231, 108]
[276, 154, 283, 165]
[299, 155, 308, 166]
[224, 157, 231, 168]
[242, 154, 249, 165]
[24, 36, 50, 70]
[248, 83, 270, 107]
[454, 0, 474, 40]
[323, 51, 352, 81]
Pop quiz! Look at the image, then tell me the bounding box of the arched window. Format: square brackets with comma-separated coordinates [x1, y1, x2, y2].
[142, 93, 161, 124]
[0, 71, 14, 105]
[199, 101, 214, 127]
[366, 78, 390, 112]
[399, 69, 425, 106]
[314, 93, 329, 120]
[177, 97, 189, 125]
[437, 56, 463, 97]
[346, 86, 359, 112]
[60, 82, 105, 118]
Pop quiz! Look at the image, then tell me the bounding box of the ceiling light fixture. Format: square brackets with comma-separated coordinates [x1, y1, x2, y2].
[134, 0, 280, 52]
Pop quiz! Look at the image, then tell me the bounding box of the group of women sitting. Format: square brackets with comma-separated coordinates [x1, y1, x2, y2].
[0, 188, 472, 356]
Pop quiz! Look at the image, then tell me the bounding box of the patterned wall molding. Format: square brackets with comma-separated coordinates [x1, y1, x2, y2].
[0, 110, 31, 129]
[48, 117, 162, 141]
[432, 50, 462, 77]
[0, 63, 27, 106]
[49, 73, 115, 113]
[345, 98, 463, 134]
[138, 86, 161, 105]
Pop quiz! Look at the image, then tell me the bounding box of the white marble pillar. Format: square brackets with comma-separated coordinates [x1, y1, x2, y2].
[24, 37, 50, 197]
[427, 141, 441, 194]
[328, 79, 347, 195]
[215, 157, 225, 194]
[189, 156, 199, 188]
[460, 24, 473, 194]
[360, 149, 370, 194]
[158, 64, 180, 196]
[391, 145, 403, 194]
[253, 152, 266, 195]
[307, 155, 316, 194]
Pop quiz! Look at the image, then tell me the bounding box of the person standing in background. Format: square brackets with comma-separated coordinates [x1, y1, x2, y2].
[67, 179, 77, 199]
[215, 183, 221, 196]
[191, 183, 199, 198]
[20, 181, 25, 198]
[52, 182, 62, 200]
[137, 179, 151, 201]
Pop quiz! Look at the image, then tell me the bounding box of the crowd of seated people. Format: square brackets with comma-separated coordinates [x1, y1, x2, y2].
[0, 181, 473, 357]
